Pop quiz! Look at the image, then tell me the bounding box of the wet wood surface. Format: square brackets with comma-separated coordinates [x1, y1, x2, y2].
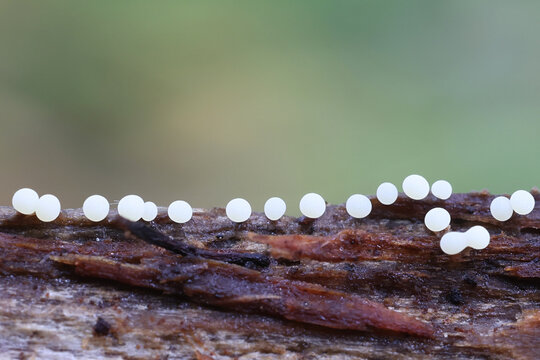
[0, 192, 538, 359]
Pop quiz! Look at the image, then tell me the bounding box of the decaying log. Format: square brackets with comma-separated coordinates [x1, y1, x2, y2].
[0, 191, 538, 359]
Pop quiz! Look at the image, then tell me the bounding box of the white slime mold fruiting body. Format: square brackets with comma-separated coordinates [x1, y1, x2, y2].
[431, 180, 452, 200]
[346, 194, 372, 219]
[36, 194, 61, 222]
[424, 207, 451, 232]
[168, 200, 193, 223]
[142, 201, 158, 221]
[440, 231, 468, 255]
[490, 196, 513, 222]
[466, 225, 490, 250]
[83, 195, 110, 222]
[264, 197, 286, 221]
[226, 198, 251, 223]
[510, 190, 535, 215]
[376, 182, 398, 205]
[402, 174, 430, 200]
[299, 193, 326, 219]
[118, 195, 145, 222]
[12, 188, 39, 215]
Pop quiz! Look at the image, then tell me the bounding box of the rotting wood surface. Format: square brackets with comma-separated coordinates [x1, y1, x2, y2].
[0, 192, 538, 359]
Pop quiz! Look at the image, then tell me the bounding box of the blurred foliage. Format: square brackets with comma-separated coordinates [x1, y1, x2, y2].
[0, 0, 539, 212]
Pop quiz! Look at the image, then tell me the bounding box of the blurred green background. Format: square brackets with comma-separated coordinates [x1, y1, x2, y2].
[1, 0, 539, 212]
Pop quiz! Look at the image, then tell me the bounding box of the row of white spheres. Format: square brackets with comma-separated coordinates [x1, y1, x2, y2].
[86, 195, 193, 223]
[151, 174, 451, 223]
[11, 190, 280, 224]
[85, 195, 193, 224]
[212, 176, 450, 223]
[12, 188, 61, 222]
[12, 189, 177, 224]
[83, 195, 160, 223]
[391, 176, 492, 255]
[376, 176, 452, 205]
[12, 182, 536, 227]
[10, 176, 451, 224]
[377, 176, 453, 233]
[490, 190, 535, 221]
[8, 186, 493, 258]
[326, 175, 453, 221]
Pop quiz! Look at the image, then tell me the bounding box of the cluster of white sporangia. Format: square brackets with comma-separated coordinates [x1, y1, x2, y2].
[11, 175, 536, 256]
[438, 189, 536, 255]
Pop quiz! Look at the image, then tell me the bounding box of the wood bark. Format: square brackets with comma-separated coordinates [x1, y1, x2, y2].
[0, 192, 538, 359]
